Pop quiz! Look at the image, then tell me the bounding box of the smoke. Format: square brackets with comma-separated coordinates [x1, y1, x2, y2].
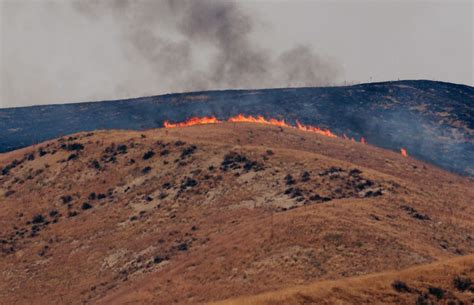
[72, 0, 341, 92]
[1, 0, 342, 107]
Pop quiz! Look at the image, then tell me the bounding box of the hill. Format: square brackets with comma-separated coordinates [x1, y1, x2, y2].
[1, 122, 473, 304]
[1, 80, 473, 176]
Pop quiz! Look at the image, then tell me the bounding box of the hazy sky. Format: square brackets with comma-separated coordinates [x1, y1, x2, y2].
[1, 0, 472, 108]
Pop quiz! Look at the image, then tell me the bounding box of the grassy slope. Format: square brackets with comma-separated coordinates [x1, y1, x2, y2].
[0, 123, 473, 304]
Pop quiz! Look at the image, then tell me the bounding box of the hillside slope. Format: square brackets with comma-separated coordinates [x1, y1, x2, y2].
[0, 123, 473, 304]
[1, 80, 473, 175]
[213, 255, 474, 305]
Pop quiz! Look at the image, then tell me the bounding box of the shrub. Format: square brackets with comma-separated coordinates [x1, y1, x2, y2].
[415, 293, 429, 305]
[61, 143, 84, 151]
[97, 193, 106, 200]
[81, 202, 93, 210]
[453, 276, 472, 292]
[392, 280, 410, 293]
[284, 174, 296, 185]
[181, 145, 197, 158]
[153, 256, 165, 264]
[31, 214, 45, 224]
[428, 287, 444, 299]
[143, 150, 155, 160]
[68, 211, 78, 218]
[142, 166, 152, 174]
[177, 243, 188, 251]
[61, 195, 73, 204]
[181, 177, 197, 189]
[90, 160, 101, 170]
[38, 148, 47, 157]
[67, 154, 78, 161]
[117, 144, 128, 154]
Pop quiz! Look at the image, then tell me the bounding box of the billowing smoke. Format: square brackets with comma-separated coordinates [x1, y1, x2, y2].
[72, 0, 341, 93]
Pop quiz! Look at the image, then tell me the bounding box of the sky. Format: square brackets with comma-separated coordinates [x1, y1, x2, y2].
[0, 0, 472, 108]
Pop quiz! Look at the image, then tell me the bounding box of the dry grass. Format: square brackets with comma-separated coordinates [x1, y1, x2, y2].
[0, 123, 473, 305]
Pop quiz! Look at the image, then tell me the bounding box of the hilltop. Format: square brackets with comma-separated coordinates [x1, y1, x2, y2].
[1, 80, 473, 176]
[1, 122, 473, 304]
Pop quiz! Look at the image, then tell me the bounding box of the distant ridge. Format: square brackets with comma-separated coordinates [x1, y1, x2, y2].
[1, 80, 473, 175]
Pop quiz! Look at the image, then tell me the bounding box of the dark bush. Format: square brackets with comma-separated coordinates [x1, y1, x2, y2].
[174, 141, 186, 146]
[319, 167, 343, 176]
[81, 202, 93, 210]
[67, 154, 78, 161]
[27, 153, 35, 161]
[97, 193, 106, 200]
[401, 205, 430, 221]
[284, 174, 296, 185]
[160, 149, 169, 156]
[355, 179, 374, 190]
[284, 187, 303, 198]
[90, 160, 101, 170]
[181, 145, 197, 158]
[243, 160, 263, 172]
[142, 166, 152, 174]
[301, 171, 311, 182]
[309, 194, 332, 202]
[88, 192, 96, 200]
[428, 287, 445, 299]
[1, 166, 10, 176]
[117, 144, 128, 154]
[392, 280, 410, 293]
[61, 195, 73, 204]
[153, 256, 165, 264]
[143, 150, 155, 160]
[453, 276, 472, 292]
[68, 211, 78, 218]
[61, 143, 84, 151]
[220, 152, 248, 171]
[49, 210, 59, 217]
[177, 243, 188, 251]
[349, 168, 362, 176]
[181, 177, 197, 189]
[38, 148, 47, 157]
[31, 214, 45, 224]
[415, 293, 429, 305]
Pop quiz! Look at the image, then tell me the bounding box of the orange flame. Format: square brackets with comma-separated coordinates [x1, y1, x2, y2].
[163, 116, 220, 128]
[295, 120, 337, 138]
[400, 148, 408, 157]
[163, 114, 360, 142]
[228, 114, 289, 127]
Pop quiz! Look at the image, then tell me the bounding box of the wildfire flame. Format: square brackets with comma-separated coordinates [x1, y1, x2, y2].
[400, 148, 408, 157]
[164, 114, 359, 142]
[163, 116, 220, 128]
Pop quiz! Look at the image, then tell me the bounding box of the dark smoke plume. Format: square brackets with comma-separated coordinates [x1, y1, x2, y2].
[72, 0, 341, 93]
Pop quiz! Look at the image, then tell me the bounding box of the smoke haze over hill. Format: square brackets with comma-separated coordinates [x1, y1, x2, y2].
[1, 0, 472, 107]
